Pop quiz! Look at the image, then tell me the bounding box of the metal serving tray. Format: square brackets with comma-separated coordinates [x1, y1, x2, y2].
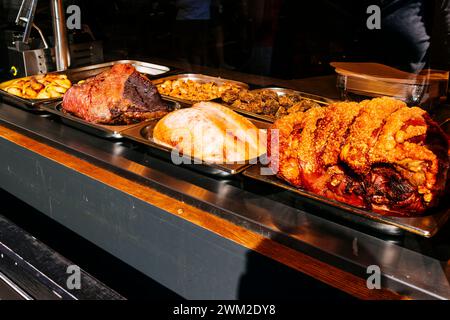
[0, 73, 69, 112]
[243, 164, 450, 237]
[152, 73, 249, 106]
[41, 99, 180, 139]
[224, 87, 334, 123]
[0, 60, 170, 112]
[121, 118, 269, 176]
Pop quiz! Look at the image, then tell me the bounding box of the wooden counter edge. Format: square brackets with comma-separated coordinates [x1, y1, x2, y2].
[0, 124, 406, 300]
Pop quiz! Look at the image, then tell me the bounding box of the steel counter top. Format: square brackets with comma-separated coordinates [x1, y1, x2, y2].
[0, 102, 449, 300]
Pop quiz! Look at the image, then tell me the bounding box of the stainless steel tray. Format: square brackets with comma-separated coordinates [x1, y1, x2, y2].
[224, 87, 334, 123]
[0, 60, 170, 111]
[42, 99, 180, 139]
[0, 73, 70, 112]
[121, 118, 269, 176]
[152, 73, 249, 106]
[243, 164, 450, 237]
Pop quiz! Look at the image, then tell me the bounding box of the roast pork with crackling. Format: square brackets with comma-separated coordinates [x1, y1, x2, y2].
[268, 97, 449, 216]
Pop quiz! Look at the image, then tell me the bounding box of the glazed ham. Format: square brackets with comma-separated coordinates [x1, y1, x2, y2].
[268, 97, 449, 216]
[62, 64, 169, 124]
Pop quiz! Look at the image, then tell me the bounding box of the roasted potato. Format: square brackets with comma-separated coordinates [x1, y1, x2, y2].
[0, 74, 72, 99]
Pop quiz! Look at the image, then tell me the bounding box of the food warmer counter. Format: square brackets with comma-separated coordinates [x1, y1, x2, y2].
[0, 69, 449, 300]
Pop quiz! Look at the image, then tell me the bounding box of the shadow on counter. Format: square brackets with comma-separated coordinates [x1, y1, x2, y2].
[0, 188, 183, 300]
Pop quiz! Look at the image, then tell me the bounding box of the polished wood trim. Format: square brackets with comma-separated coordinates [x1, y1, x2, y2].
[0, 124, 405, 300]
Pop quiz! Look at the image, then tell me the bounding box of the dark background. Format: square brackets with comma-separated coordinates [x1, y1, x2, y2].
[1, 0, 449, 78]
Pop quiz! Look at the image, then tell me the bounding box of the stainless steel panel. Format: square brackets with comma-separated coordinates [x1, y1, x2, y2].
[0, 215, 124, 300]
[0, 272, 32, 300]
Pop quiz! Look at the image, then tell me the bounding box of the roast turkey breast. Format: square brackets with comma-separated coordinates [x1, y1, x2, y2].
[153, 102, 266, 163]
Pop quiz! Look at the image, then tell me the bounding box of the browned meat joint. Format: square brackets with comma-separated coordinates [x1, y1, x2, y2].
[62, 64, 169, 124]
